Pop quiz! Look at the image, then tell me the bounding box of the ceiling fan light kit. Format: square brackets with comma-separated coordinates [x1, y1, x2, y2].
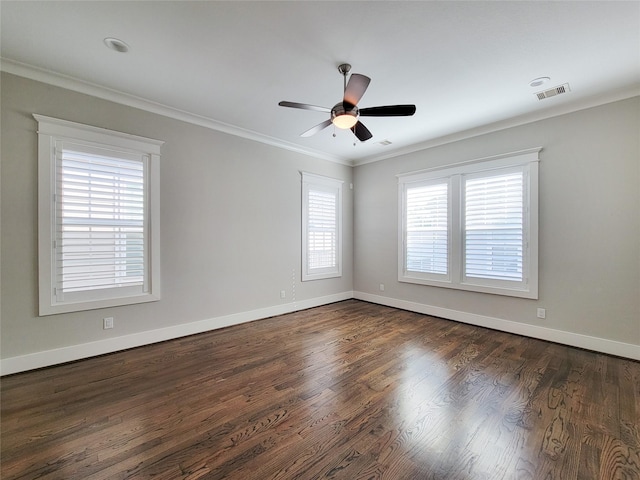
[279, 63, 416, 143]
[331, 103, 358, 129]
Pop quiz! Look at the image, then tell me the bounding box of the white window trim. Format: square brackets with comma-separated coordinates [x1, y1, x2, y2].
[35, 114, 164, 315]
[398, 148, 540, 299]
[301, 172, 343, 281]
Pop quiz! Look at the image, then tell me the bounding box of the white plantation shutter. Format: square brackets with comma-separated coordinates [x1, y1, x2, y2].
[55, 143, 147, 298]
[36, 114, 162, 315]
[464, 170, 524, 282]
[405, 182, 448, 276]
[307, 189, 337, 270]
[302, 173, 343, 281]
[398, 149, 539, 299]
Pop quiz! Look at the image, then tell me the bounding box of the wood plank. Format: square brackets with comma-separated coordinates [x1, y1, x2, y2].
[1, 300, 639, 479]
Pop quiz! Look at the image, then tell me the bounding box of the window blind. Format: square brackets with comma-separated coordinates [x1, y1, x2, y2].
[398, 148, 538, 298]
[464, 171, 524, 282]
[405, 182, 448, 275]
[55, 147, 147, 296]
[307, 189, 337, 270]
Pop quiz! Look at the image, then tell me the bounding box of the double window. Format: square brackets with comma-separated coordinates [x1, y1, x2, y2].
[36, 115, 163, 315]
[302, 172, 343, 281]
[398, 149, 540, 298]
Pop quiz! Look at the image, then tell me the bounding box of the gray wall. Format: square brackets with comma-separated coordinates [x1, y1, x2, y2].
[353, 97, 640, 346]
[1, 73, 353, 359]
[2, 71, 639, 366]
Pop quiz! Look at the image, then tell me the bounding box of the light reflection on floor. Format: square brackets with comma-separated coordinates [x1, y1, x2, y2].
[395, 342, 525, 477]
[396, 345, 455, 462]
[291, 328, 531, 477]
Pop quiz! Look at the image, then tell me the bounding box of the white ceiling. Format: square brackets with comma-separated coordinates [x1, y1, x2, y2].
[2, 1, 639, 165]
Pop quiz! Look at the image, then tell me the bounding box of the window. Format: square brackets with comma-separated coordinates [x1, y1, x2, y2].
[302, 172, 343, 281]
[398, 149, 539, 298]
[405, 180, 450, 280]
[36, 115, 163, 315]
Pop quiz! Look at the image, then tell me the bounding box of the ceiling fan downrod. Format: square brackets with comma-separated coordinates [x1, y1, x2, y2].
[338, 63, 351, 92]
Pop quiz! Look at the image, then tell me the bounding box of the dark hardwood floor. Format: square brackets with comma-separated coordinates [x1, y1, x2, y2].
[1, 300, 639, 479]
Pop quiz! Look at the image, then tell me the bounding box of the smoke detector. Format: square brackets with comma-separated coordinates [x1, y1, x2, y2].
[529, 77, 550, 88]
[104, 37, 129, 53]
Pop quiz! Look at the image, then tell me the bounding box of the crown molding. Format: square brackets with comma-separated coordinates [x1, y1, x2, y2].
[3, 58, 637, 169]
[352, 84, 640, 166]
[0, 58, 351, 166]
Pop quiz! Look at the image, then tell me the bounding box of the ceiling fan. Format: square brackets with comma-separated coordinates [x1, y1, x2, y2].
[279, 64, 416, 142]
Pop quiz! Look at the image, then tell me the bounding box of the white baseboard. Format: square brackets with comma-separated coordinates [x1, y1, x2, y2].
[3, 290, 638, 375]
[0, 291, 353, 376]
[354, 292, 640, 361]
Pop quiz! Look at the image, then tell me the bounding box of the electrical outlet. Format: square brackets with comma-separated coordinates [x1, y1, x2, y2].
[103, 317, 114, 329]
[379, 284, 385, 292]
[280, 290, 286, 299]
[536, 308, 546, 319]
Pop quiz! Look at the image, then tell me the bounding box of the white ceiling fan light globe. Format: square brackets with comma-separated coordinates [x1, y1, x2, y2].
[331, 103, 359, 129]
[332, 114, 358, 129]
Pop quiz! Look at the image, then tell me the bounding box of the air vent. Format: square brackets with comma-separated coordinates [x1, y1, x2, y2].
[535, 83, 570, 100]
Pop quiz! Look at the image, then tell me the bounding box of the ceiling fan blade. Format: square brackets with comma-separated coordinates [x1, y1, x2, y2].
[300, 119, 332, 137]
[279, 101, 331, 113]
[359, 105, 417, 117]
[351, 121, 373, 142]
[343, 74, 371, 108]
